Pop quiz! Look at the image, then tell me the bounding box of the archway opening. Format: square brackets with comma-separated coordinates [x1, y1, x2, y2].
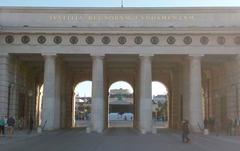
[108, 81, 134, 128]
[73, 80, 92, 127]
[152, 81, 169, 128]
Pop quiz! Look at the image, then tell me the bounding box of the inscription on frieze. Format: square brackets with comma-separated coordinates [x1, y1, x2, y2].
[49, 14, 194, 22]
[3, 9, 240, 28]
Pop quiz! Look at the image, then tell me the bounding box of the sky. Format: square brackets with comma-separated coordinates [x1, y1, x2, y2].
[74, 81, 167, 97]
[1, 0, 240, 7]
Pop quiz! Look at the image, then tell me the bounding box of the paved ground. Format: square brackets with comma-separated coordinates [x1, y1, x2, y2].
[1, 128, 240, 151]
[76, 120, 167, 128]
[109, 120, 133, 127]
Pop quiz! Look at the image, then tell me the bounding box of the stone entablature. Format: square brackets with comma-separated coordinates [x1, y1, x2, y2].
[1, 7, 240, 55]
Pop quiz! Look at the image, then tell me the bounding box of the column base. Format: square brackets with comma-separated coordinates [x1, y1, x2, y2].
[152, 127, 157, 134]
[96, 129, 103, 133]
[140, 129, 146, 134]
[86, 127, 91, 133]
[190, 124, 203, 133]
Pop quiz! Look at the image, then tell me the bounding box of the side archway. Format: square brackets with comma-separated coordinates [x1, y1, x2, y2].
[73, 80, 92, 127]
[152, 81, 169, 128]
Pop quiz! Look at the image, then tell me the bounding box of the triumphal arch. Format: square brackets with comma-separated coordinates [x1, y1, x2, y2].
[1, 7, 240, 133]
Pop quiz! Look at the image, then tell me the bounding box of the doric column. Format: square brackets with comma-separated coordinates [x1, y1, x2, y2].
[0, 54, 9, 117]
[42, 54, 57, 130]
[189, 55, 203, 132]
[91, 56, 104, 133]
[139, 55, 152, 134]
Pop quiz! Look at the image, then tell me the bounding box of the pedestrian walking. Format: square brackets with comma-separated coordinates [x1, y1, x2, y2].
[3, 116, 7, 136]
[18, 117, 23, 130]
[0, 116, 6, 139]
[29, 116, 34, 134]
[226, 118, 233, 136]
[7, 116, 15, 139]
[182, 120, 191, 143]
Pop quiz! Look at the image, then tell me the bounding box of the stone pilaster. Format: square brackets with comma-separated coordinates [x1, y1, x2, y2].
[91, 56, 104, 133]
[182, 59, 190, 121]
[42, 54, 57, 130]
[10, 60, 18, 118]
[235, 55, 240, 119]
[189, 55, 203, 132]
[139, 55, 152, 134]
[0, 54, 9, 117]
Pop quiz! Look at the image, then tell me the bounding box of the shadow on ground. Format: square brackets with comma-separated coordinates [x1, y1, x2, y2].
[1, 128, 240, 151]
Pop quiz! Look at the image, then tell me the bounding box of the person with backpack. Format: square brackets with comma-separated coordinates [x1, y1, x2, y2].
[182, 120, 191, 143]
[7, 116, 15, 139]
[0, 116, 6, 139]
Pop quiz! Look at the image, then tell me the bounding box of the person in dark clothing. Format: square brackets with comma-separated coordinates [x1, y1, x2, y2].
[29, 116, 34, 134]
[226, 118, 233, 136]
[182, 120, 191, 143]
[3, 116, 8, 135]
[0, 116, 5, 137]
[7, 116, 15, 139]
[204, 118, 208, 129]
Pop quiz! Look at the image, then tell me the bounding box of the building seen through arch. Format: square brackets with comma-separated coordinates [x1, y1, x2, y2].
[73, 81, 92, 127]
[152, 81, 169, 128]
[108, 81, 134, 127]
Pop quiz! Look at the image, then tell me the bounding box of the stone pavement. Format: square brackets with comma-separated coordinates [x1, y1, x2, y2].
[0, 128, 240, 151]
[0, 130, 38, 145]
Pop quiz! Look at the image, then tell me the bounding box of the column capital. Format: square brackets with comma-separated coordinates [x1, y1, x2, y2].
[0, 53, 9, 57]
[139, 54, 154, 57]
[41, 53, 57, 57]
[188, 54, 204, 58]
[90, 53, 105, 57]
[91, 55, 105, 60]
[188, 54, 204, 62]
[139, 54, 153, 61]
[235, 54, 240, 61]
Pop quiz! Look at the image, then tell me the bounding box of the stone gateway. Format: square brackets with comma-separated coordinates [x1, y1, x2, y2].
[1, 7, 240, 133]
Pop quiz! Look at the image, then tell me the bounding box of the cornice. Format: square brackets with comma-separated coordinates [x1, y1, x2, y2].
[1, 7, 240, 14]
[1, 27, 240, 34]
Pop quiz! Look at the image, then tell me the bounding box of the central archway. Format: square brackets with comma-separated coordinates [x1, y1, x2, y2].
[108, 81, 134, 128]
